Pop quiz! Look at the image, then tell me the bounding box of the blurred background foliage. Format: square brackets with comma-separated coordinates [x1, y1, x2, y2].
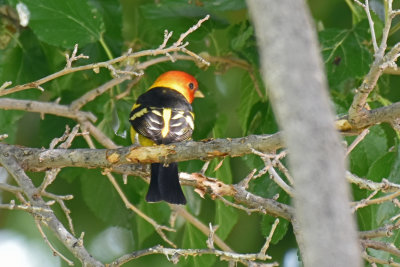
[0, 0, 399, 266]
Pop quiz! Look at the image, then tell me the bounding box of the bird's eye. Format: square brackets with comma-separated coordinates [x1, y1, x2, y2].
[188, 82, 194, 90]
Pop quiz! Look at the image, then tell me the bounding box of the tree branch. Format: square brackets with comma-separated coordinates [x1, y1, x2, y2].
[348, 0, 400, 125]
[109, 245, 278, 267]
[0, 98, 96, 122]
[0, 152, 102, 266]
[0, 133, 283, 171]
[247, 0, 362, 266]
[0, 15, 210, 97]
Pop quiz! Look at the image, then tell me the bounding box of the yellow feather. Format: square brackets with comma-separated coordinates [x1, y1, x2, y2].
[161, 108, 172, 138]
[138, 134, 155, 146]
[131, 103, 141, 111]
[130, 108, 148, 120]
[130, 126, 154, 146]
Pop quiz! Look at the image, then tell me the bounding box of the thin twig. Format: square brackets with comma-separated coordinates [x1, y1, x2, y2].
[65, 44, 89, 69]
[362, 251, 400, 267]
[159, 30, 174, 49]
[35, 219, 74, 266]
[238, 169, 257, 189]
[346, 128, 370, 156]
[348, 0, 398, 124]
[346, 172, 400, 192]
[42, 191, 75, 235]
[216, 194, 264, 215]
[352, 190, 400, 211]
[0, 183, 23, 194]
[0, 81, 12, 91]
[359, 222, 400, 239]
[70, 75, 132, 111]
[352, 190, 379, 212]
[206, 223, 218, 249]
[265, 157, 294, 197]
[174, 15, 210, 46]
[171, 205, 233, 252]
[252, 149, 294, 196]
[0, 148, 103, 266]
[105, 172, 177, 247]
[0, 200, 52, 213]
[259, 218, 279, 256]
[0, 98, 96, 122]
[109, 244, 276, 267]
[0, 16, 211, 97]
[361, 239, 400, 257]
[354, 0, 378, 53]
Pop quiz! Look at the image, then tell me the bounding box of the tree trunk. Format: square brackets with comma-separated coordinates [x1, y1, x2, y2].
[246, 1, 362, 266]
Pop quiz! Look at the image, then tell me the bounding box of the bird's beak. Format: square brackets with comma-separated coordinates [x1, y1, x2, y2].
[194, 90, 204, 98]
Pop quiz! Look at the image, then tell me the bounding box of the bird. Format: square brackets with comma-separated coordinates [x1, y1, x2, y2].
[129, 70, 203, 204]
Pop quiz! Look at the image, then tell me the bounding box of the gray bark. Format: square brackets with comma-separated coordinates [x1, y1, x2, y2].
[246, 1, 362, 266]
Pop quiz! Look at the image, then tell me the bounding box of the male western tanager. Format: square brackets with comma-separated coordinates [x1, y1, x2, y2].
[129, 71, 203, 204]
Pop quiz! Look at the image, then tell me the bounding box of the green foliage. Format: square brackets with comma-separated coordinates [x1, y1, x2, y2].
[182, 223, 216, 267]
[0, 29, 50, 87]
[348, 125, 389, 177]
[1, 0, 400, 266]
[319, 20, 374, 92]
[81, 170, 131, 226]
[261, 216, 290, 245]
[9, 0, 104, 48]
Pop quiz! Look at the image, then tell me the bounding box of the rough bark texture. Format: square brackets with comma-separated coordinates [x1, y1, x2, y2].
[246, 1, 362, 266]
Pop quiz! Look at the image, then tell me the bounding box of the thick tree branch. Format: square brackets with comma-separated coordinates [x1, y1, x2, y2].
[0, 134, 283, 171]
[180, 172, 293, 221]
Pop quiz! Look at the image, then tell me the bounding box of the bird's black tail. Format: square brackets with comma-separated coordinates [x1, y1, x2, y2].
[145, 162, 186, 205]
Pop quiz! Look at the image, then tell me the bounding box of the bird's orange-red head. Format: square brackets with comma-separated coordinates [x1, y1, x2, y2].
[149, 70, 203, 103]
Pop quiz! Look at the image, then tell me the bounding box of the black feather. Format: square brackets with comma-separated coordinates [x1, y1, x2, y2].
[130, 87, 193, 205]
[146, 163, 186, 205]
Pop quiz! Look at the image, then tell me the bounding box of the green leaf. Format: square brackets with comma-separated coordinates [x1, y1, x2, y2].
[0, 29, 50, 87]
[81, 170, 130, 226]
[206, 115, 239, 240]
[363, 146, 400, 263]
[236, 73, 273, 135]
[140, 1, 209, 20]
[16, 0, 104, 48]
[139, 0, 228, 42]
[261, 216, 290, 245]
[356, 146, 400, 231]
[0, 110, 24, 144]
[89, 0, 123, 55]
[345, 0, 365, 24]
[231, 24, 253, 51]
[237, 73, 261, 134]
[246, 100, 278, 135]
[229, 22, 259, 65]
[348, 125, 389, 177]
[211, 155, 238, 240]
[202, 0, 246, 12]
[319, 20, 373, 91]
[215, 201, 238, 240]
[182, 223, 216, 267]
[136, 200, 171, 247]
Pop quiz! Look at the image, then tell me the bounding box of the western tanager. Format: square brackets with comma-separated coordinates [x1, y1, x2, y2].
[129, 71, 203, 204]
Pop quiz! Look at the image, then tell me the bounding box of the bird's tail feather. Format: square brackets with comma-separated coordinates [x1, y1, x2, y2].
[146, 163, 186, 205]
